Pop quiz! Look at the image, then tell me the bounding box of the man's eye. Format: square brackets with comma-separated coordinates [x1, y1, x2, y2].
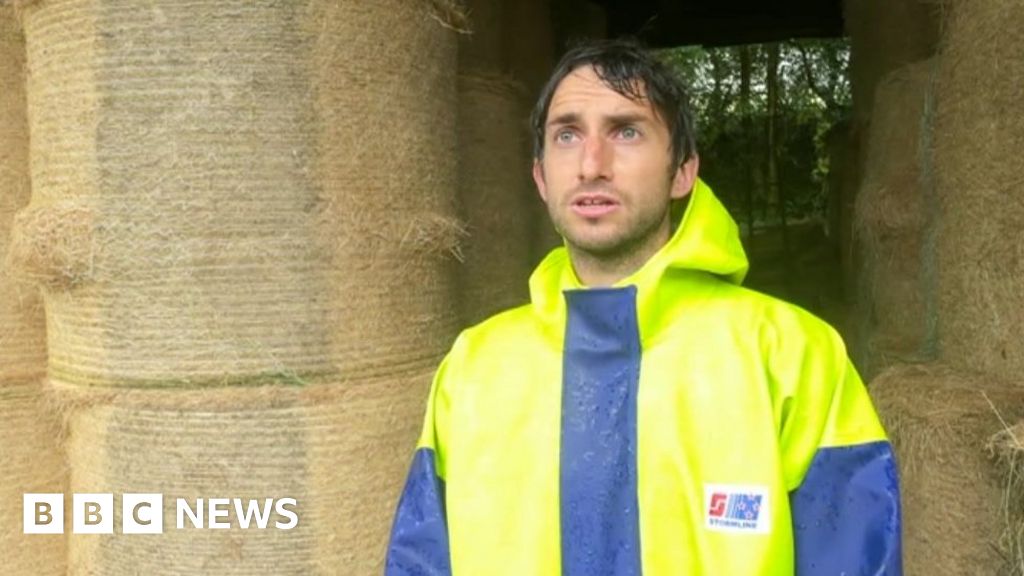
[619, 126, 640, 139]
[555, 130, 576, 144]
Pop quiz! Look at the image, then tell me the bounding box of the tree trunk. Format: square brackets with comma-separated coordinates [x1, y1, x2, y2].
[739, 45, 755, 242]
[766, 42, 791, 293]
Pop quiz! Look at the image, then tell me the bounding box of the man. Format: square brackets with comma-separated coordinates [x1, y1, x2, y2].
[385, 39, 902, 575]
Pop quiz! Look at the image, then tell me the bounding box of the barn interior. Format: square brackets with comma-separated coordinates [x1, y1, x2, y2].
[2, 0, 1022, 573]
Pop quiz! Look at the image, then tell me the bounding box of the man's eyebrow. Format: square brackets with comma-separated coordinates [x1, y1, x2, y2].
[546, 112, 581, 128]
[604, 113, 650, 126]
[546, 112, 651, 129]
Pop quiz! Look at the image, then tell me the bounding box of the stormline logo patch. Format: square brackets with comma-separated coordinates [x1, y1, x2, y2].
[23, 494, 299, 534]
[704, 484, 770, 534]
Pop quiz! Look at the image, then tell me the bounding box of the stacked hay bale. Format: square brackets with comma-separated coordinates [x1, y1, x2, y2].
[929, 3, 1024, 571]
[500, 0, 562, 263]
[0, 8, 67, 575]
[313, 2, 463, 564]
[853, 60, 938, 377]
[12, 0, 462, 573]
[503, 0, 555, 97]
[457, 74, 534, 325]
[933, 0, 1024, 383]
[860, 3, 1024, 572]
[844, 0, 940, 129]
[456, 1, 544, 321]
[460, 0, 502, 73]
[314, 0, 464, 379]
[871, 364, 1024, 575]
[842, 0, 940, 347]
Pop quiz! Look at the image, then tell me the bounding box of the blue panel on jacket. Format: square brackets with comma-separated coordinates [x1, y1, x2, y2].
[790, 441, 902, 576]
[385, 448, 452, 576]
[560, 287, 643, 576]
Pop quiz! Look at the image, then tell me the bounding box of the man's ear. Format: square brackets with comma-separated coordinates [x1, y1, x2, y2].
[670, 155, 700, 200]
[532, 159, 548, 202]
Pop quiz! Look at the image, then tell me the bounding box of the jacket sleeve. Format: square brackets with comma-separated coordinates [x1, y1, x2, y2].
[384, 348, 456, 576]
[770, 317, 902, 576]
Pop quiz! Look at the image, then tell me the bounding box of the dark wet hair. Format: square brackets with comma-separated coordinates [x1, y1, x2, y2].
[530, 38, 698, 168]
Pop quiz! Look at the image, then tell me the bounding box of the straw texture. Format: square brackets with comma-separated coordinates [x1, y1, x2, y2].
[13, 0, 462, 572]
[14, 0, 464, 386]
[0, 7, 46, 383]
[459, 0, 503, 72]
[988, 422, 1024, 575]
[59, 372, 430, 575]
[14, 0, 334, 388]
[933, 0, 1024, 384]
[503, 0, 554, 95]
[844, 0, 940, 128]
[853, 60, 938, 374]
[0, 15, 65, 572]
[0, 382, 68, 575]
[457, 74, 533, 325]
[871, 363, 1024, 575]
[313, 0, 463, 378]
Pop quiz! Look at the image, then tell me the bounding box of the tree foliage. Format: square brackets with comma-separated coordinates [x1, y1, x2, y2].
[659, 39, 851, 227]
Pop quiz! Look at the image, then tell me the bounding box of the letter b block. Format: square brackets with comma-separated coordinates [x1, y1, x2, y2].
[73, 493, 113, 534]
[23, 494, 64, 534]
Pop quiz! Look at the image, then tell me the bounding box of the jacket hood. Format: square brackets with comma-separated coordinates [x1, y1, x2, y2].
[527, 178, 749, 342]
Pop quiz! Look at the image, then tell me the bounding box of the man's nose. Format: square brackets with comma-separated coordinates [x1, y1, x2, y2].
[579, 135, 612, 182]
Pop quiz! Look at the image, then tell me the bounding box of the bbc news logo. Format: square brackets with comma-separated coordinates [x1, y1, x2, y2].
[24, 494, 299, 534]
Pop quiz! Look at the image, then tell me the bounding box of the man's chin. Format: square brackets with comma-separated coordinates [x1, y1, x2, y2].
[563, 235, 630, 258]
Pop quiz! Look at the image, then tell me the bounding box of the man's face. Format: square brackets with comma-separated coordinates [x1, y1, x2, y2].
[533, 66, 698, 264]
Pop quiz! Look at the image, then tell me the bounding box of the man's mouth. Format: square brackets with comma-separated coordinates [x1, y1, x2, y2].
[571, 194, 619, 218]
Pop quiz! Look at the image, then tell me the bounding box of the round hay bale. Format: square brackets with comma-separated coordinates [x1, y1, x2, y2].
[870, 363, 1024, 575]
[459, 0, 503, 72]
[0, 382, 68, 575]
[313, 0, 464, 378]
[853, 60, 938, 375]
[0, 7, 46, 383]
[16, 0, 464, 386]
[58, 373, 430, 575]
[457, 74, 533, 325]
[16, 0, 335, 388]
[503, 0, 555, 95]
[844, 0, 940, 129]
[933, 0, 1024, 383]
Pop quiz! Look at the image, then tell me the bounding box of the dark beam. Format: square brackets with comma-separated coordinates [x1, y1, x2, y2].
[592, 0, 843, 48]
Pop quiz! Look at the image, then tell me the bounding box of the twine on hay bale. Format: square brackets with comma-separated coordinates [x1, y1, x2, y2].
[933, 0, 1024, 383]
[853, 60, 938, 375]
[0, 7, 47, 383]
[457, 74, 533, 325]
[54, 370, 432, 575]
[0, 382, 68, 575]
[313, 0, 463, 378]
[870, 363, 1024, 575]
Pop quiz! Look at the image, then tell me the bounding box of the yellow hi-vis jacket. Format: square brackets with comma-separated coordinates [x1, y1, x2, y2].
[385, 180, 902, 575]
